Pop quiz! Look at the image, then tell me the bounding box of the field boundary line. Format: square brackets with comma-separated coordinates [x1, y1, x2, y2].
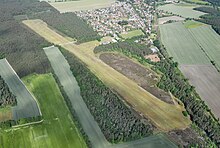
[11, 119, 44, 129]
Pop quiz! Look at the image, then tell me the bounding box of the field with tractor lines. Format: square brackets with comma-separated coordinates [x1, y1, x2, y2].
[159, 22, 210, 64]
[0, 59, 41, 121]
[158, 3, 206, 18]
[188, 25, 220, 70]
[160, 20, 220, 120]
[23, 19, 191, 132]
[49, 0, 115, 13]
[0, 74, 87, 148]
[43, 46, 110, 148]
[180, 65, 220, 119]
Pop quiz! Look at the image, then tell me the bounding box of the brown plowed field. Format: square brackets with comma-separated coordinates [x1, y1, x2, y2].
[180, 64, 220, 120]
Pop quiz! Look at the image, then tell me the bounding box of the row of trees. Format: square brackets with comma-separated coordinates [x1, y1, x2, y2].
[31, 11, 101, 43]
[0, 0, 52, 77]
[94, 39, 153, 57]
[194, 7, 220, 34]
[0, 76, 16, 107]
[154, 41, 220, 146]
[60, 48, 154, 143]
[94, 38, 216, 146]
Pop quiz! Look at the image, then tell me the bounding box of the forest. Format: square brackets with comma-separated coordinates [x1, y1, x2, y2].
[194, 7, 220, 34]
[153, 40, 220, 146]
[94, 39, 152, 57]
[60, 48, 154, 143]
[31, 11, 101, 43]
[0, 0, 52, 77]
[0, 76, 16, 107]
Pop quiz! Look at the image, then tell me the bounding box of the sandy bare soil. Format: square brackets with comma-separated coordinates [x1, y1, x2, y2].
[100, 53, 173, 104]
[180, 64, 220, 120]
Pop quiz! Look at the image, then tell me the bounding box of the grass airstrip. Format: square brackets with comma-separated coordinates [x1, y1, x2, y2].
[23, 19, 191, 131]
[0, 74, 87, 148]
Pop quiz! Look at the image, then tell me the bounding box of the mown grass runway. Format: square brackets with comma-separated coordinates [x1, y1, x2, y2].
[23, 19, 191, 131]
[0, 74, 87, 148]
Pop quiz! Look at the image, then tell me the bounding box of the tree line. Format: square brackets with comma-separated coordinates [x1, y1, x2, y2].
[0, 0, 52, 77]
[60, 47, 154, 143]
[0, 76, 16, 107]
[194, 7, 220, 34]
[155, 42, 220, 147]
[31, 11, 101, 43]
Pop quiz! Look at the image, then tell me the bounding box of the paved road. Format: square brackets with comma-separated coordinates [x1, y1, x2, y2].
[44, 46, 177, 148]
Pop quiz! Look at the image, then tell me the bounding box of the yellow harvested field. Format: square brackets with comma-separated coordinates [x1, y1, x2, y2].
[49, 0, 115, 13]
[23, 19, 191, 131]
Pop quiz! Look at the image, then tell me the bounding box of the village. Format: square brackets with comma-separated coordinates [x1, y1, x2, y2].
[76, 0, 155, 42]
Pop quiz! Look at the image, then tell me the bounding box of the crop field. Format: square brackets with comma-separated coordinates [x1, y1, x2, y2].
[188, 25, 220, 70]
[160, 20, 220, 120]
[24, 19, 191, 131]
[158, 16, 185, 24]
[159, 22, 210, 64]
[0, 59, 41, 121]
[158, 4, 206, 18]
[120, 30, 144, 39]
[183, 20, 204, 28]
[0, 74, 87, 148]
[43, 46, 110, 148]
[184, 0, 209, 5]
[49, 0, 116, 13]
[180, 65, 220, 120]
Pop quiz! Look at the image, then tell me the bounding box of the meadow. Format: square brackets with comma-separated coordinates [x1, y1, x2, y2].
[159, 22, 210, 64]
[43, 46, 110, 148]
[0, 74, 87, 148]
[23, 19, 191, 131]
[49, 0, 115, 13]
[188, 25, 220, 70]
[158, 3, 206, 18]
[160, 20, 220, 121]
[120, 30, 144, 39]
[0, 59, 41, 121]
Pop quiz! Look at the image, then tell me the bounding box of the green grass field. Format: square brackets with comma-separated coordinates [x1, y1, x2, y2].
[120, 30, 144, 39]
[158, 4, 206, 18]
[0, 74, 87, 148]
[189, 25, 220, 70]
[184, 20, 204, 28]
[159, 22, 210, 64]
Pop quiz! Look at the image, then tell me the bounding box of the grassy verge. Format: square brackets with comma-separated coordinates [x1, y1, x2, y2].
[0, 74, 87, 148]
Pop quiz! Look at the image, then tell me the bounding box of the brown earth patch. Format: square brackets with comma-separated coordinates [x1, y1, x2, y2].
[168, 127, 205, 147]
[145, 54, 160, 62]
[0, 107, 12, 122]
[100, 52, 173, 104]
